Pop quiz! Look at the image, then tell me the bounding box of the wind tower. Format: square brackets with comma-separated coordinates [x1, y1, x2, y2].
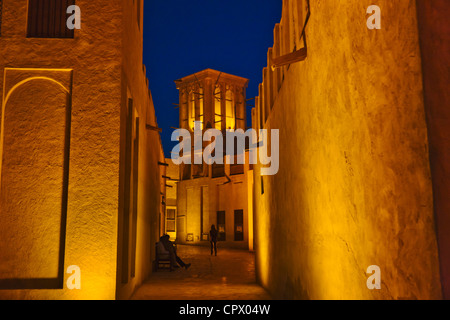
[174, 69, 249, 180]
[171, 69, 253, 249]
[175, 69, 249, 132]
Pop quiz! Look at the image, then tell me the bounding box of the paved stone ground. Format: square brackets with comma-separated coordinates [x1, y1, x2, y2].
[131, 245, 272, 300]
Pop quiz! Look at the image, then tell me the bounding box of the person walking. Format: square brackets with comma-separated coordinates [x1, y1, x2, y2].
[210, 224, 218, 256]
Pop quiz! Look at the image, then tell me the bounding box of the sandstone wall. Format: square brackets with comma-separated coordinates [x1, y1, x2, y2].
[176, 171, 252, 250]
[0, 0, 161, 300]
[0, 0, 122, 299]
[115, 0, 163, 300]
[253, 0, 442, 300]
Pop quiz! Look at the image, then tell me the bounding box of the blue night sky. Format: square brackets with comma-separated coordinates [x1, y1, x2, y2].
[143, 0, 282, 157]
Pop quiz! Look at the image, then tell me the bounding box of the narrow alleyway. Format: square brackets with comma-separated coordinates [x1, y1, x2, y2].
[131, 245, 271, 300]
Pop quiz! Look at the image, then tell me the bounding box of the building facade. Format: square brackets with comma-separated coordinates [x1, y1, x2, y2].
[170, 69, 254, 250]
[0, 0, 163, 300]
[252, 0, 449, 300]
[163, 157, 179, 241]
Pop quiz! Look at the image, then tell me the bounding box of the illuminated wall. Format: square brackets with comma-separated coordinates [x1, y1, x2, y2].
[0, 69, 72, 290]
[163, 158, 179, 240]
[176, 163, 253, 249]
[252, 0, 442, 300]
[0, 0, 162, 300]
[115, 0, 163, 300]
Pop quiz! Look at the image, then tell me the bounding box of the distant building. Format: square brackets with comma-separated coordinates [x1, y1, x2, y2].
[168, 69, 254, 250]
[162, 156, 179, 241]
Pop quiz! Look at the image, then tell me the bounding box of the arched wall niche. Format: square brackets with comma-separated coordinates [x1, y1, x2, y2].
[0, 68, 73, 290]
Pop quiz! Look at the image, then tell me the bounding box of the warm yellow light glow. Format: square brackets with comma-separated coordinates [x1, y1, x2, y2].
[189, 90, 195, 130]
[255, 168, 270, 289]
[199, 87, 204, 128]
[226, 87, 234, 129]
[1, 74, 72, 192]
[215, 86, 221, 130]
[247, 169, 254, 251]
[188, 88, 204, 131]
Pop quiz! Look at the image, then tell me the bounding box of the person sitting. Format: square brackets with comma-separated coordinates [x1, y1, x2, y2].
[159, 234, 191, 272]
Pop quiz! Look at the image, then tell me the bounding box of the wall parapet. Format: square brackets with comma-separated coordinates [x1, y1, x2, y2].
[255, 0, 310, 131]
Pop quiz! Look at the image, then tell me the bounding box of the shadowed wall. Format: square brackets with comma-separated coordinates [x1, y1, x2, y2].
[416, 0, 450, 300]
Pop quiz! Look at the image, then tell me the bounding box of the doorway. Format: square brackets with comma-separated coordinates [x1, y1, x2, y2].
[234, 210, 244, 241]
[217, 211, 226, 241]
